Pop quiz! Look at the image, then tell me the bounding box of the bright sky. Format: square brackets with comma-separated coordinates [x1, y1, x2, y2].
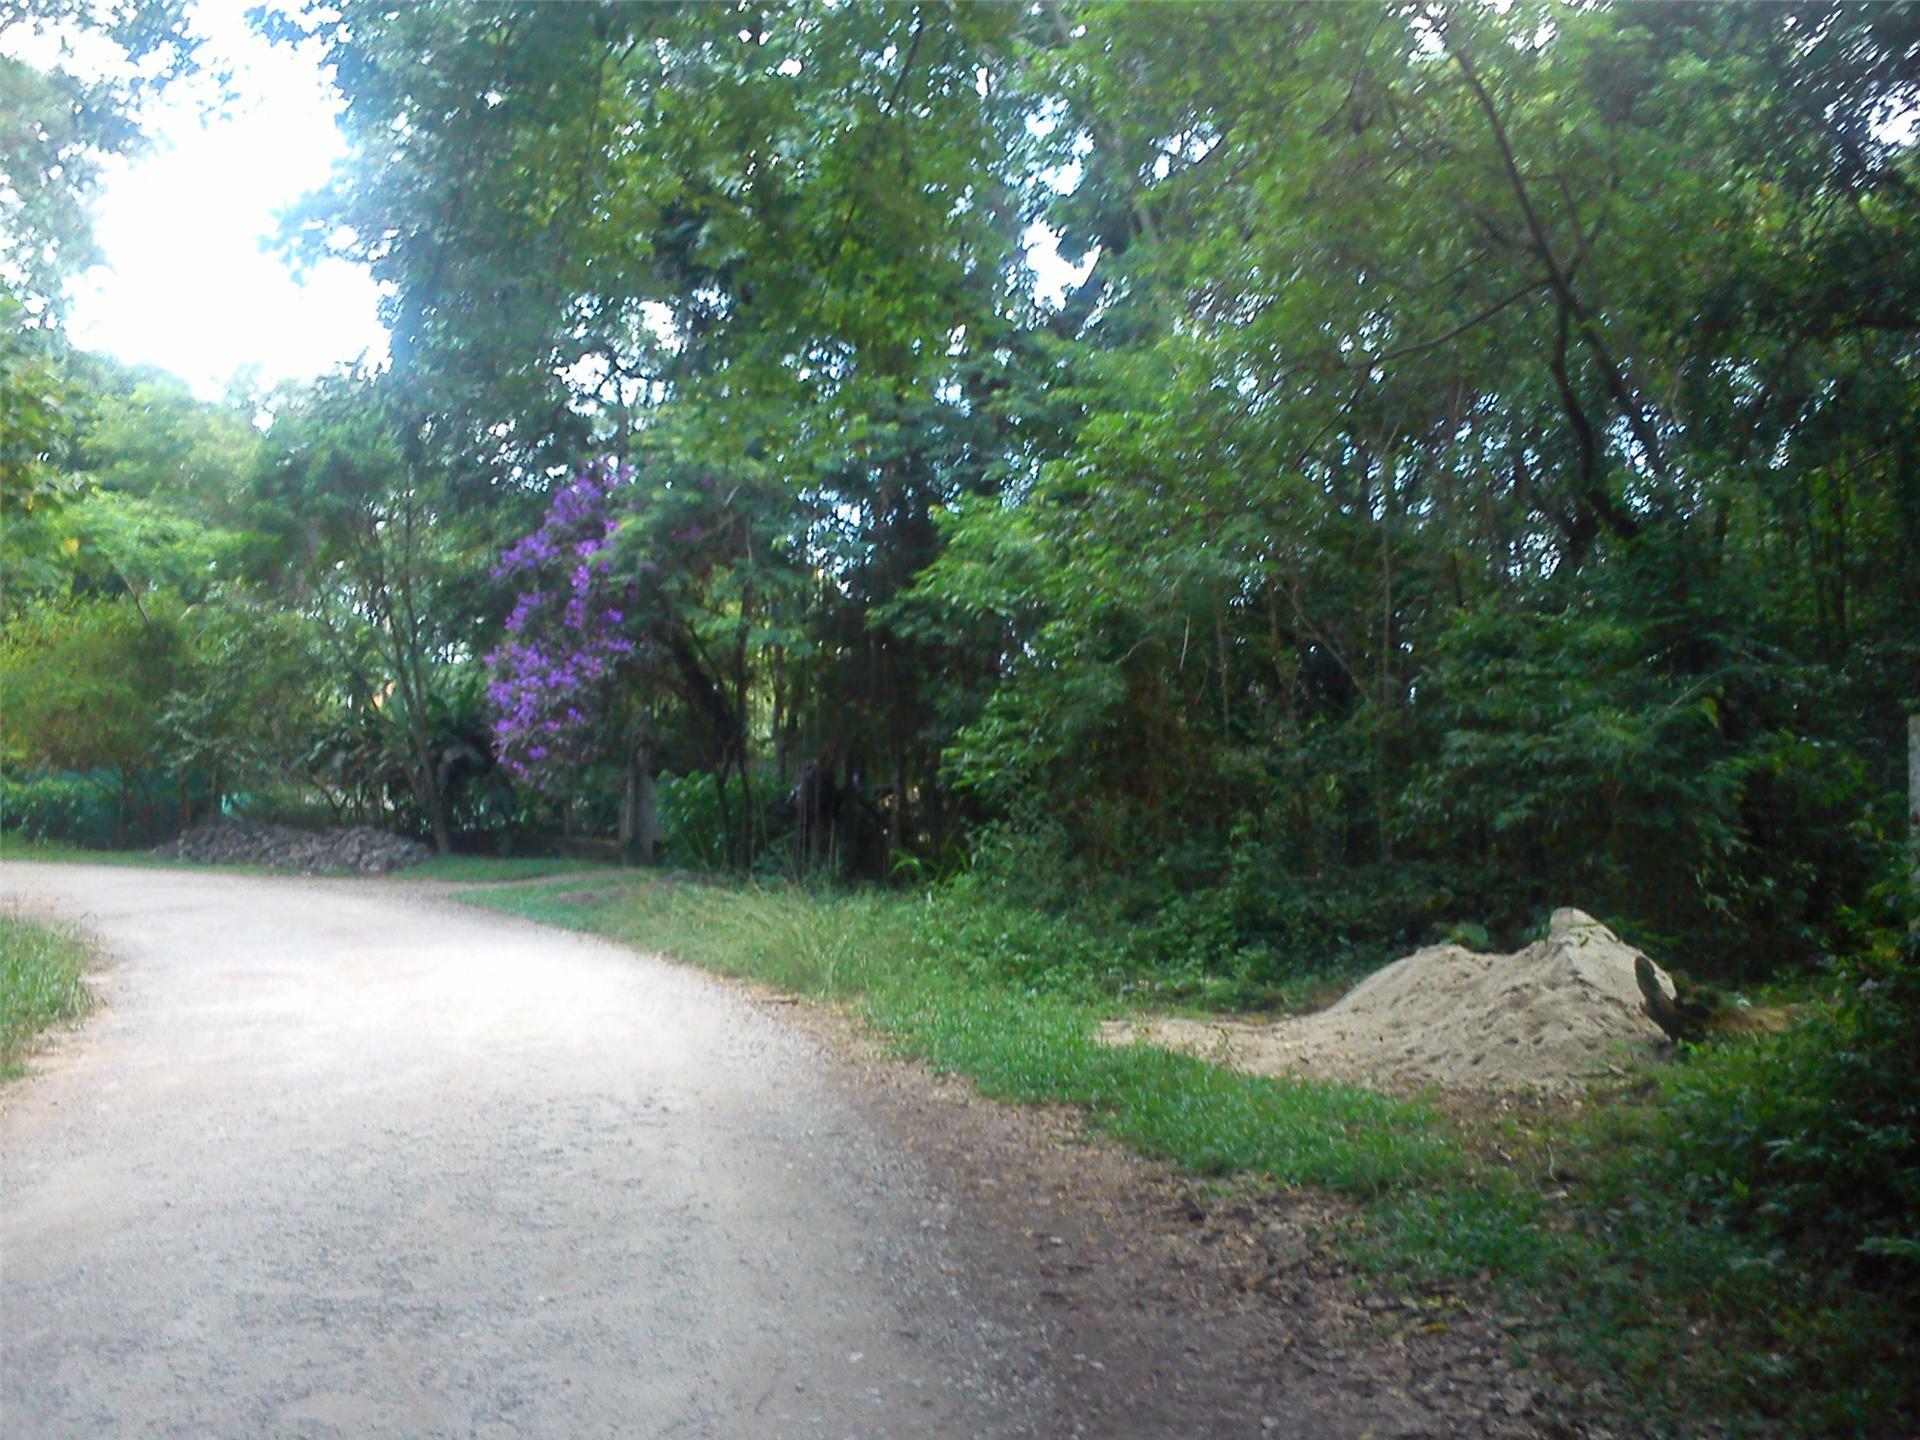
[10, 0, 1087, 405]
[17, 0, 389, 401]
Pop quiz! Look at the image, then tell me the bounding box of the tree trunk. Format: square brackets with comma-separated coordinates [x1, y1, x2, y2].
[711, 767, 732, 869]
[402, 749, 451, 855]
[619, 750, 637, 865]
[426, 787, 452, 855]
[735, 746, 756, 873]
[635, 748, 658, 866]
[619, 736, 658, 866]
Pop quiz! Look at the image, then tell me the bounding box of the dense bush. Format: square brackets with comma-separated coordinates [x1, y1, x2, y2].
[1533, 932, 1920, 1435]
[0, 771, 124, 848]
[655, 771, 749, 873]
[1644, 932, 1920, 1283]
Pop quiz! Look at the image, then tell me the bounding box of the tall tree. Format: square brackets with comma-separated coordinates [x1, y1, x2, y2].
[250, 377, 493, 853]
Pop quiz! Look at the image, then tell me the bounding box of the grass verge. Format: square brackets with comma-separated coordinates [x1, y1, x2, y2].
[0, 834, 182, 867]
[463, 878, 1453, 1187]
[0, 833, 281, 873]
[0, 914, 93, 1076]
[459, 874, 1916, 1438]
[395, 854, 616, 884]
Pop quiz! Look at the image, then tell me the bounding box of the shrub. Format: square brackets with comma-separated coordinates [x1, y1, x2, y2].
[1628, 931, 1920, 1286]
[1, 771, 119, 847]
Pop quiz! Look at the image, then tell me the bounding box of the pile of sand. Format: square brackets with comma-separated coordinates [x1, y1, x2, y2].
[1102, 908, 1676, 1096]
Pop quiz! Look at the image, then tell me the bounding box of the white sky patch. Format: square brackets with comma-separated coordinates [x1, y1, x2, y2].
[57, 0, 388, 400]
[1873, 104, 1918, 146]
[1023, 222, 1097, 308]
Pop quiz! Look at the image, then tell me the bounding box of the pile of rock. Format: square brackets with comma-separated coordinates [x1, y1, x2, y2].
[154, 821, 435, 875]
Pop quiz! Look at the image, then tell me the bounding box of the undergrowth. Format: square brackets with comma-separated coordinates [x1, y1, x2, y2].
[0, 834, 182, 867]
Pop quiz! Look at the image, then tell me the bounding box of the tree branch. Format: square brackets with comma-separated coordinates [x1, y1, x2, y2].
[1363, 279, 1550, 366]
[1434, 12, 1673, 484]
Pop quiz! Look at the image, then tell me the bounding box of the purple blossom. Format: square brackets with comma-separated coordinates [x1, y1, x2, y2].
[484, 458, 644, 789]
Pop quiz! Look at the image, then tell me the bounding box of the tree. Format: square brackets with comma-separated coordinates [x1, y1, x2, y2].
[0, 597, 188, 842]
[225, 0, 1916, 970]
[912, 0, 1919, 967]
[3, 5, 213, 607]
[283, 0, 1031, 868]
[250, 378, 494, 853]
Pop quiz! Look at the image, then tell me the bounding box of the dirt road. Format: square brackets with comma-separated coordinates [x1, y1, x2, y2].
[0, 864, 1037, 1438]
[4, 863, 1561, 1440]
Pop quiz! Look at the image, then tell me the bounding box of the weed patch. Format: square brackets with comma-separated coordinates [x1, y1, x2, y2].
[0, 914, 93, 1075]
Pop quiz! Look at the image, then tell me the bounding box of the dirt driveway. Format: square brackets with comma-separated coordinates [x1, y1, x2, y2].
[3, 863, 1047, 1438]
[2, 863, 1557, 1439]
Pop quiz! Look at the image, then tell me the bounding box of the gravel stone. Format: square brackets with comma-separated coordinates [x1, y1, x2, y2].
[153, 820, 436, 874]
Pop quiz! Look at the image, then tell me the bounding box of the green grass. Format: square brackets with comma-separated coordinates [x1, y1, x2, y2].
[0, 914, 93, 1076]
[394, 854, 617, 883]
[467, 877, 1458, 1191]
[0, 834, 181, 867]
[0, 832, 281, 873]
[459, 874, 1917, 1438]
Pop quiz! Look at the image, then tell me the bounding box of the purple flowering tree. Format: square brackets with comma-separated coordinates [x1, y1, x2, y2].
[488, 454, 797, 866]
[485, 459, 641, 792]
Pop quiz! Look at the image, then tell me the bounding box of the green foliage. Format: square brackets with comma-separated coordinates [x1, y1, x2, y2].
[0, 589, 342, 846]
[651, 771, 737, 873]
[164, 606, 333, 804]
[919, 874, 1121, 994]
[1, 771, 135, 848]
[11, 0, 1914, 942]
[904, 0, 1919, 982]
[0, 914, 92, 1076]
[207, 0, 1917, 958]
[247, 376, 513, 851]
[0, 297, 88, 539]
[1626, 937, 1920, 1285]
[0, 597, 185, 777]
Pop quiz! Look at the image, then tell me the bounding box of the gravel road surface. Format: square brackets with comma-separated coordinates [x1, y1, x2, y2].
[0, 863, 1037, 1438]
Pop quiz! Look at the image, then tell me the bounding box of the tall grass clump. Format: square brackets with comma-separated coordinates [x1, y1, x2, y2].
[0, 914, 92, 1074]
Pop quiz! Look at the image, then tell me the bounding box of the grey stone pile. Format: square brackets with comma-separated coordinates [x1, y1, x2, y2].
[155, 821, 435, 874]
